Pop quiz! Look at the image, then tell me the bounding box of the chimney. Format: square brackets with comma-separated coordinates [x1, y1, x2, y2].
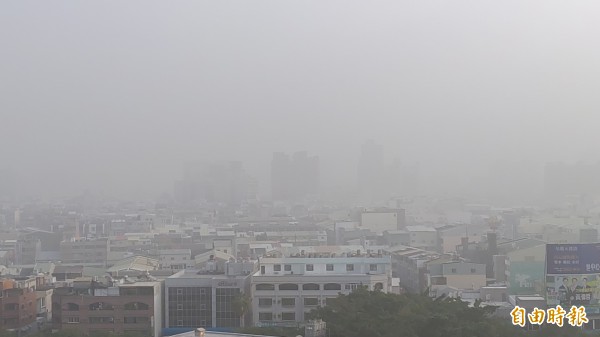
[460, 237, 468, 255]
[487, 232, 497, 255]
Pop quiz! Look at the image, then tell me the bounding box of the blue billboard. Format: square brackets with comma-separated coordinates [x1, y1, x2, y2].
[546, 244, 600, 275]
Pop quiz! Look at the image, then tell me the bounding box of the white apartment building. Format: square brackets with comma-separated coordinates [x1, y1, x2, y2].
[159, 249, 193, 270]
[251, 250, 392, 326]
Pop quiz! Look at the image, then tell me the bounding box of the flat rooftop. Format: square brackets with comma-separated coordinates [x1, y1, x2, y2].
[171, 330, 277, 337]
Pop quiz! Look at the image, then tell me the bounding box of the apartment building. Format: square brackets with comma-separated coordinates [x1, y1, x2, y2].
[158, 249, 192, 271]
[0, 277, 38, 332]
[164, 260, 256, 331]
[428, 261, 487, 298]
[59, 238, 109, 266]
[503, 244, 545, 295]
[251, 250, 392, 326]
[388, 245, 453, 294]
[405, 226, 439, 252]
[52, 277, 162, 337]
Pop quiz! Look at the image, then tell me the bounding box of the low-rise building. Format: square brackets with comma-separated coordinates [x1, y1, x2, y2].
[158, 249, 192, 271]
[52, 276, 162, 336]
[0, 277, 38, 332]
[360, 208, 406, 233]
[164, 260, 256, 332]
[251, 249, 391, 326]
[405, 226, 439, 252]
[388, 245, 454, 294]
[428, 261, 487, 297]
[59, 238, 109, 266]
[504, 245, 545, 295]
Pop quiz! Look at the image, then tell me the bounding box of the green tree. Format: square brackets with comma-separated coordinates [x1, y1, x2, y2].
[307, 288, 588, 337]
[232, 292, 252, 327]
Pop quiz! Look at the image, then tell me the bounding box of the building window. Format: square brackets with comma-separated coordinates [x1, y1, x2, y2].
[65, 303, 79, 311]
[67, 317, 80, 324]
[177, 304, 183, 310]
[284, 264, 292, 271]
[124, 317, 149, 324]
[281, 312, 296, 321]
[324, 283, 341, 291]
[471, 268, 476, 273]
[370, 264, 377, 271]
[177, 288, 183, 295]
[274, 265, 281, 272]
[259, 312, 273, 321]
[451, 268, 456, 273]
[256, 284, 275, 291]
[258, 298, 273, 307]
[302, 283, 320, 291]
[124, 302, 149, 310]
[346, 264, 354, 271]
[281, 298, 295, 307]
[279, 283, 299, 291]
[177, 320, 184, 326]
[306, 264, 314, 271]
[326, 264, 334, 271]
[89, 302, 114, 311]
[304, 298, 319, 306]
[89, 317, 114, 324]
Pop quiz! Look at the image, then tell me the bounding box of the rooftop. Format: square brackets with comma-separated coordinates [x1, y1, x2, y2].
[107, 256, 160, 273]
[171, 330, 279, 337]
[405, 225, 436, 232]
[167, 269, 250, 279]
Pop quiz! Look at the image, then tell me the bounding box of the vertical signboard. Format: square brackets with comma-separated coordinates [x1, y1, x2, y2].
[546, 244, 600, 314]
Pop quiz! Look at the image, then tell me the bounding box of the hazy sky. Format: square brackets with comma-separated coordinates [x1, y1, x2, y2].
[2, 1, 600, 200]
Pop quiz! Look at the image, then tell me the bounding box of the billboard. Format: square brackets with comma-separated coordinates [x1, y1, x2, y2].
[546, 244, 600, 314]
[546, 244, 600, 275]
[508, 261, 545, 295]
[546, 274, 600, 314]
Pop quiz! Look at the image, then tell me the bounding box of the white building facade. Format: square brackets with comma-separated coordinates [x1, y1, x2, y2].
[251, 252, 392, 326]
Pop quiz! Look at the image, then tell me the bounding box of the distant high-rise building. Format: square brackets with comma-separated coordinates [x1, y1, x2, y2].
[271, 151, 319, 201]
[271, 152, 291, 200]
[386, 158, 419, 197]
[175, 161, 257, 205]
[357, 140, 385, 199]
